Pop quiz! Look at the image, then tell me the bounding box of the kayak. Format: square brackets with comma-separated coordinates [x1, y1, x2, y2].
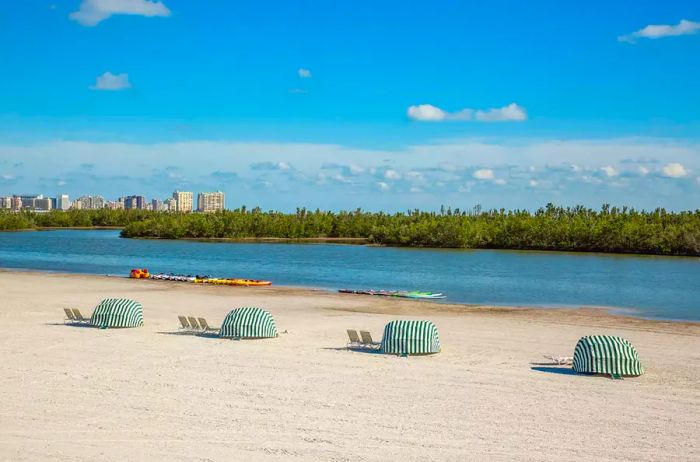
[199, 278, 272, 286]
[132, 271, 271, 286]
[401, 291, 446, 299]
[339, 289, 446, 299]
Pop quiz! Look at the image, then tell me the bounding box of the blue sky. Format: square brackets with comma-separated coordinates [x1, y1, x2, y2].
[1, 0, 699, 210]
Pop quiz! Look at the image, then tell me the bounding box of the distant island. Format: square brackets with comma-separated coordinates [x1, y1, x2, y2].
[1, 204, 699, 256]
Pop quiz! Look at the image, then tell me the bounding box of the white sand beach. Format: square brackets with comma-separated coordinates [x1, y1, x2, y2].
[0, 270, 698, 461]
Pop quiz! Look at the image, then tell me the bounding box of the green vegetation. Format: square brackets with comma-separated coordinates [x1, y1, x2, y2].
[0, 209, 152, 230]
[1, 204, 699, 256]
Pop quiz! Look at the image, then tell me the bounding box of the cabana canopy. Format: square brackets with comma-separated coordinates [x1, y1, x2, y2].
[573, 335, 643, 376]
[380, 320, 440, 355]
[219, 307, 278, 339]
[90, 298, 143, 328]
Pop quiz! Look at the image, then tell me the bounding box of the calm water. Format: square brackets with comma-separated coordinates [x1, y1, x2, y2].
[0, 230, 698, 321]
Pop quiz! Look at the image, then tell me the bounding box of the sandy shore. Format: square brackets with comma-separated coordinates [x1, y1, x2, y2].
[0, 271, 698, 461]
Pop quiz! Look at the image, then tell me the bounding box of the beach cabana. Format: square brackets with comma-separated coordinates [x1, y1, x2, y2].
[219, 307, 277, 339]
[572, 335, 643, 377]
[380, 320, 441, 355]
[89, 298, 144, 328]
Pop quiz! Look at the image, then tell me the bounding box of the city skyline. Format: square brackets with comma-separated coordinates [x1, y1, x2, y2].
[0, 189, 225, 213]
[0, 2, 699, 211]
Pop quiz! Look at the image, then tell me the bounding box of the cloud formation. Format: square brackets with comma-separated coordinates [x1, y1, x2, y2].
[90, 72, 132, 91]
[2, 137, 698, 211]
[250, 161, 292, 171]
[619, 19, 700, 43]
[297, 68, 312, 78]
[68, 0, 170, 27]
[601, 165, 619, 177]
[661, 163, 688, 178]
[407, 103, 527, 122]
[70, 0, 171, 26]
[473, 169, 495, 180]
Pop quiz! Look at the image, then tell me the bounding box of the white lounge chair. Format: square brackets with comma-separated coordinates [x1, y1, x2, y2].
[187, 316, 202, 331]
[347, 329, 362, 348]
[360, 331, 381, 350]
[63, 308, 76, 323]
[72, 309, 91, 324]
[543, 355, 573, 365]
[178, 316, 191, 330]
[197, 317, 219, 333]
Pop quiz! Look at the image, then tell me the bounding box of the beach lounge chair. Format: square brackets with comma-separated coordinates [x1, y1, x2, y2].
[347, 329, 362, 349]
[198, 317, 219, 333]
[360, 331, 381, 349]
[188, 316, 202, 331]
[543, 355, 573, 365]
[63, 308, 76, 323]
[178, 316, 191, 330]
[72, 309, 91, 324]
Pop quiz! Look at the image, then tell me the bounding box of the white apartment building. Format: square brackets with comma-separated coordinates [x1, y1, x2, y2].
[56, 194, 70, 210]
[74, 195, 105, 210]
[197, 191, 225, 212]
[172, 191, 193, 212]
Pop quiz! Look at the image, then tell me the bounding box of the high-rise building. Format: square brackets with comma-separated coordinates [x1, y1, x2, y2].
[124, 195, 146, 210]
[17, 195, 42, 209]
[56, 194, 70, 211]
[106, 201, 124, 210]
[10, 196, 22, 211]
[34, 197, 52, 211]
[0, 196, 11, 209]
[173, 191, 193, 212]
[164, 198, 177, 212]
[197, 191, 225, 213]
[151, 198, 164, 211]
[75, 195, 105, 210]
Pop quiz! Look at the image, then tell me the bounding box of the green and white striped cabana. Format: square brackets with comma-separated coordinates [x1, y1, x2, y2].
[573, 335, 643, 377]
[89, 298, 144, 328]
[219, 307, 278, 339]
[380, 320, 441, 355]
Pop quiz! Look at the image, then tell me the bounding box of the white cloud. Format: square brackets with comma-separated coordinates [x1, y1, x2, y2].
[70, 0, 171, 26]
[2, 174, 15, 180]
[494, 178, 507, 185]
[407, 104, 447, 121]
[475, 103, 527, 122]
[376, 181, 390, 191]
[601, 166, 619, 177]
[528, 179, 538, 187]
[407, 103, 526, 122]
[638, 166, 650, 176]
[250, 161, 292, 171]
[619, 19, 700, 43]
[662, 163, 688, 178]
[297, 68, 312, 78]
[473, 169, 495, 180]
[384, 169, 401, 180]
[4, 137, 700, 210]
[90, 72, 131, 91]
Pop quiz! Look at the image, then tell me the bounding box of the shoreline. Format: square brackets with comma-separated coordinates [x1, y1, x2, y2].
[1, 268, 698, 460]
[3, 227, 699, 257]
[2, 267, 698, 333]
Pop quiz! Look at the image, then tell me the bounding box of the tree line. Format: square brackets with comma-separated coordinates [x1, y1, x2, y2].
[1, 204, 699, 256]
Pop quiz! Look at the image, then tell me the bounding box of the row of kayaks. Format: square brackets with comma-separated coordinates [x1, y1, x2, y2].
[129, 269, 272, 286]
[338, 289, 446, 299]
